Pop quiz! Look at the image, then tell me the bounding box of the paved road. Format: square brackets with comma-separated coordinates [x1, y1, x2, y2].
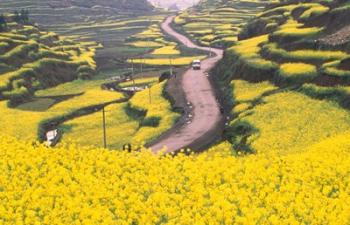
[150, 16, 224, 153]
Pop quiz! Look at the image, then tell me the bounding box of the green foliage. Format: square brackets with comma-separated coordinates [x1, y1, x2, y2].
[13, 9, 30, 24]
[3, 86, 31, 107]
[223, 120, 257, 154]
[0, 14, 7, 32]
[140, 116, 161, 127]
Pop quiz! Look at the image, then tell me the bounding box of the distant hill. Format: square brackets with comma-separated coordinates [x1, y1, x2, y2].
[148, 0, 200, 10]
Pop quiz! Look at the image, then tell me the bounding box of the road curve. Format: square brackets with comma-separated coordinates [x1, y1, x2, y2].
[150, 16, 224, 153]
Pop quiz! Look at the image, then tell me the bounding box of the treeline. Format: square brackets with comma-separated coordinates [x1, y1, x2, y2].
[0, 9, 30, 32]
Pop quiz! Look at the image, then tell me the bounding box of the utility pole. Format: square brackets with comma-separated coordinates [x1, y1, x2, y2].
[169, 57, 173, 77]
[131, 58, 136, 91]
[140, 56, 143, 73]
[209, 42, 212, 57]
[102, 107, 107, 149]
[148, 85, 152, 104]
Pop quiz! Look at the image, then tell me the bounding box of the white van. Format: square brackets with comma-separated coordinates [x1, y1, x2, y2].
[192, 59, 201, 70]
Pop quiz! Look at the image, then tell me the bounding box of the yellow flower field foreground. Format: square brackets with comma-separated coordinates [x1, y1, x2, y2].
[1, 131, 350, 224]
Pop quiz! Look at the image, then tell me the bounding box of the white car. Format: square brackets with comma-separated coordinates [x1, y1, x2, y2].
[192, 59, 201, 70]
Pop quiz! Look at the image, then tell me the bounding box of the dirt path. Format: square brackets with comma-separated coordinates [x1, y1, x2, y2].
[149, 16, 224, 153]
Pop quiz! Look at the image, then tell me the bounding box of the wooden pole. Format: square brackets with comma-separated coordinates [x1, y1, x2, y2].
[149, 86, 152, 104]
[131, 58, 136, 91]
[169, 57, 173, 77]
[102, 107, 107, 148]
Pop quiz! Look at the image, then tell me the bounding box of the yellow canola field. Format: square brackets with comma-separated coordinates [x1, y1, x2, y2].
[235, 91, 350, 155]
[130, 56, 207, 66]
[151, 46, 180, 55]
[0, 89, 124, 140]
[61, 103, 139, 149]
[0, 130, 350, 224]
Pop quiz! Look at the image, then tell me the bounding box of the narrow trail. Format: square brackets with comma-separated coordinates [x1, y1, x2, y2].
[149, 16, 224, 153]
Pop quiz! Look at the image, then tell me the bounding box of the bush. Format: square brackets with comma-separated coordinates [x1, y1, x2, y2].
[3, 86, 31, 107]
[223, 120, 257, 154]
[78, 72, 93, 80]
[77, 65, 95, 80]
[140, 116, 161, 127]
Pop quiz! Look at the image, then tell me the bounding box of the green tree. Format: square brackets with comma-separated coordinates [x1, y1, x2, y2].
[13, 10, 21, 23]
[0, 14, 7, 32]
[20, 9, 29, 23]
[13, 9, 29, 24]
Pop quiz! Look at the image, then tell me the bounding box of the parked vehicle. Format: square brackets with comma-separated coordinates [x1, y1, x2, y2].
[46, 129, 60, 147]
[192, 59, 201, 70]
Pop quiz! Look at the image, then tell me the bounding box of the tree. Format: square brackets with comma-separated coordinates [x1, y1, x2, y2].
[13, 9, 29, 24]
[20, 9, 29, 23]
[13, 10, 21, 23]
[0, 14, 7, 32]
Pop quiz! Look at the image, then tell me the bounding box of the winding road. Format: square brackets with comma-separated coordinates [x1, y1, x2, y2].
[150, 16, 224, 153]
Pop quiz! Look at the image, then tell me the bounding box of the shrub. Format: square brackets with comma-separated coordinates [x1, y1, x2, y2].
[3, 86, 31, 107]
[223, 120, 257, 154]
[140, 116, 161, 127]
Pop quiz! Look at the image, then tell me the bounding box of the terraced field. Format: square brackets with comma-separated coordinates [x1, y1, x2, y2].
[173, 0, 276, 47]
[0, 15, 181, 149]
[126, 23, 207, 66]
[213, 0, 350, 155]
[2, 0, 350, 224]
[0, 0, 166, 70]
[0, 0, 212, 149]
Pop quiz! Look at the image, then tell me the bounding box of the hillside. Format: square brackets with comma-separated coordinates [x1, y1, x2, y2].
[148, 0, 200, 10]
[0, 11, 203, 150]
[210, 0, 350, 155]
[0, 16, 97, 107]
[0, 0, 159, 70]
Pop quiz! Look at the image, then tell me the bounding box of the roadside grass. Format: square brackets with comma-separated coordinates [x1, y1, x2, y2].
[129, 81, 180, 145]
